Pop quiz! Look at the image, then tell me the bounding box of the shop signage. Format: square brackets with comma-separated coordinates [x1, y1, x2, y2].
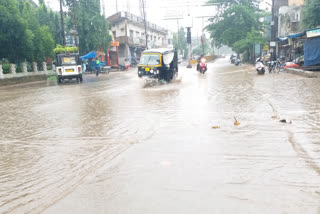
[110, 42, 120, 46]
[270, 41, 276, 47]
[306, 28, 320, 38]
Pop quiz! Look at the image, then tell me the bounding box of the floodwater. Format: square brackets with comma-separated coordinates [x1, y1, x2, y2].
[1, 59, 320, 214]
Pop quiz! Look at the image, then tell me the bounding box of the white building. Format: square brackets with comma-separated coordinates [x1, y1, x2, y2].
[107, 12, 169, 62]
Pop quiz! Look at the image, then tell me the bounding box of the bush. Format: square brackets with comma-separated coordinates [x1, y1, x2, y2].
[27, 62, 33, 72]
[37, 62, 43, 71]
[16, 64, 22, 73]
[47, 63, 52, 71]
[2, 64, 10, 74]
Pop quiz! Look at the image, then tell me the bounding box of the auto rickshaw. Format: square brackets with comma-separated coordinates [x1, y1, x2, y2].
[137, 48, 178, 82]
[56, 53, 83, 83]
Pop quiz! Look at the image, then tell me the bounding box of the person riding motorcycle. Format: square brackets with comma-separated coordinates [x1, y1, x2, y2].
[197, 54, 205, 71]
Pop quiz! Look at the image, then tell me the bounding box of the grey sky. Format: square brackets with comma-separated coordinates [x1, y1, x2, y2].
[42, 0, 272, 36]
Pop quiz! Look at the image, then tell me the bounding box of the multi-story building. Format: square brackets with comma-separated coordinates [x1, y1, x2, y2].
[277, 0, 305, 60]
[272, 0, 289, 40]
[107, 12, 168, 63]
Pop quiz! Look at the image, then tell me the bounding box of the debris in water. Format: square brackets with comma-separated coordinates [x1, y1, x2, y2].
[271, 114, 280, 119]
[234, 117, 240, 126]
[212, 126, 221, 129]
[279, 119, 292, 124]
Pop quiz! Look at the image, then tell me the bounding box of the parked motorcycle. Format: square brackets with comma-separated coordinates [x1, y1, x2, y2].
[197, 58, 207, 74]
[255, 58, 265, 75]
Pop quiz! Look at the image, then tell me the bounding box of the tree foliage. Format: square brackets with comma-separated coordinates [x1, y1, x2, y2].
[0, 0, 57, 63]
[192, 36, 212, 56]
[65, 0, 112, 54]
[173, 27, 188, 58]
[302, 0, 320, 29]
[206, 0, 265, 53]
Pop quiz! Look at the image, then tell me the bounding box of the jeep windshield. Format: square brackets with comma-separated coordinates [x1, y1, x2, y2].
[139, 54, 160, 65]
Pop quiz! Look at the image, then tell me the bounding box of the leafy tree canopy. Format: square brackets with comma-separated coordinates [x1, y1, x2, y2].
[206, 0, 265, 53]
[302, 0, 320, 29]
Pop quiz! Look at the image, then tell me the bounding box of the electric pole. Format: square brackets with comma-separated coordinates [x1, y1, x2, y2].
[73, 0, 77, 31]
[141, 0, 148, 49]
[59, 0, 66, 46]
[116, 0, 118, 12]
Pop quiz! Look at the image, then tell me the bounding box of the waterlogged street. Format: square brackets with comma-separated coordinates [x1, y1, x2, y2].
[1, 58, 320, 213]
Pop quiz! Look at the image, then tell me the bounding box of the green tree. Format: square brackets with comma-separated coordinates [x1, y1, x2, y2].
[206, 0, 263, 52]
[302, 0, 320, 29]
[173, 27, 188, 58]
[192, 35, 212, 56]
[0, 0, 32, 62]
[64, 0, 111, 54]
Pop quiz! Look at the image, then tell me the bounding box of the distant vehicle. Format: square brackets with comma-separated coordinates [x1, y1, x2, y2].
[56, 53, 83, 83]
[255, 57, 265, 75]
[197, 57, 207, 74]
[137, 48, 178, 82]
[230, 54, 237, 64]
[234, 58, 241, 66]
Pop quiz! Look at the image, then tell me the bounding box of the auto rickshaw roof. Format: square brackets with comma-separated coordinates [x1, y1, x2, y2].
[142, 48, 175, 55]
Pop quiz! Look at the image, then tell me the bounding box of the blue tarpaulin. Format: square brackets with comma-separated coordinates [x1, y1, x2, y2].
[304, 37, 320, 66]
[80, 51, 97, 60]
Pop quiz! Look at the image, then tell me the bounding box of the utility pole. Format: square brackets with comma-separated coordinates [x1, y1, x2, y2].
[163, 17, 183, 52]
[59, 0, 66, 46]
[73, 0, 77, 31]
[141, 0, 148, 49]
[73, 0, 78, 47]
[116, 0, 118, 12]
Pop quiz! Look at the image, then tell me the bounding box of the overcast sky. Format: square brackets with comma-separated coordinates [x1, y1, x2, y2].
[42, 0, 272, 36]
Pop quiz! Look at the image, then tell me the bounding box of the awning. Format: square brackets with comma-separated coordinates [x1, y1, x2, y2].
[279, 37, 288, 41]
[80, 51, 97, 60]
[288, 32, 304, 39]
[279, 32, 304, 41]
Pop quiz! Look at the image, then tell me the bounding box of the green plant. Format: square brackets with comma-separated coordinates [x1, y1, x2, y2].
[2, 64, 10, 74]
[16, 64, 22, 73]
[47, 64, 52, 70]
[27, 62, 32, 72]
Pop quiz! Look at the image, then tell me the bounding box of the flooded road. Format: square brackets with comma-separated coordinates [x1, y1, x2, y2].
[1, 58, 320, 213]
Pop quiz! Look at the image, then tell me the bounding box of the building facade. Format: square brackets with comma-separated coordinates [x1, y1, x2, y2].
[289, 0, 304, 6]
[277, 1, 305, 61]
[107, 12, 168, 64]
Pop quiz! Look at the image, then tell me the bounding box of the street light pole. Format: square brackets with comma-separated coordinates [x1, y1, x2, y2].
[141, 0, 148, 49]
[59, 0, 66, 46]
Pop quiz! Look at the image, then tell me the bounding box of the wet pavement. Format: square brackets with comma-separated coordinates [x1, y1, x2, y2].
[1, 58, 320, 213]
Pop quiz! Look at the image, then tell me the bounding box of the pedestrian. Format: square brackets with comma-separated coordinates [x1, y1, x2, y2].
[95, 58, 100, 76]
[82, 59, 87, 72]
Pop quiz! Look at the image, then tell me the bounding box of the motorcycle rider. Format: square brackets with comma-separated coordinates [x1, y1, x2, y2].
[197, 54, 205, 71]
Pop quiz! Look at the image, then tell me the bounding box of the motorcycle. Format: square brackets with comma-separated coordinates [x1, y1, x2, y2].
[197, 58, 207, 74]
[255, 58, 265, 75]
[234, 58, 241, 66]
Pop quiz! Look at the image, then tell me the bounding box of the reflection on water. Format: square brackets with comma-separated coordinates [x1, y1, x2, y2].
[1, 60, 320, 213]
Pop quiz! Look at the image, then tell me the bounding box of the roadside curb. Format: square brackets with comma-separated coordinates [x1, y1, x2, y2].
[283, 68, 320, 78]
[0, 74, 48, 86]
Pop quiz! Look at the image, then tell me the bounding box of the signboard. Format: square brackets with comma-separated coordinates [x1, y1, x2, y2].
[270, 41, 276, 47]
[262, 45, 269, 51]
[306, 28, 320, 38]
[110, 42, 119, 46]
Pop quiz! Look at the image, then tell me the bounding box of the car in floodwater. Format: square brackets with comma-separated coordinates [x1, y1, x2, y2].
[137, 48, 178, 82]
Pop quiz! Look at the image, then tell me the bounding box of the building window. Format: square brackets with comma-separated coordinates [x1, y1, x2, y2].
[130, 30, 134, 38]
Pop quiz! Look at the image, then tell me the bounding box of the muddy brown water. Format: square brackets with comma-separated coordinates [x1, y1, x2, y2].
[1, 59, 320, 213]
